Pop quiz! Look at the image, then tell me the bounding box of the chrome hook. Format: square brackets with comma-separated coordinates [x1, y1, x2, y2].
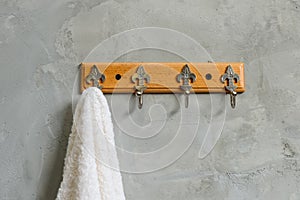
[131, 65, 150, 109]
[85, 65, 106, 89]
[184, 90, 190, 108]
[136, 91, 143, 109]
[176, 64, 196, 108]
[230, 91, 237, 108]
[221, 65, 240, 109]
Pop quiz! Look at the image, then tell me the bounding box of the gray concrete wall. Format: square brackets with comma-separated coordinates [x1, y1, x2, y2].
[1, 0, 300, 199]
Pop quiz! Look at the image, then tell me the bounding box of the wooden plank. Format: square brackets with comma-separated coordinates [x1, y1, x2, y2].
[80, 62, 245, 94]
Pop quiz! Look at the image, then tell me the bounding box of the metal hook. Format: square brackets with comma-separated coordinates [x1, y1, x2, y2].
[184, 90, 190, 108]
[85, 65, 106, 89]
[131, 66, 150, 109]
[176, 64, 196, 108]
[221, 65, 240, 109]
[230, 91, 237, 108]
[136, 91, 143, 109]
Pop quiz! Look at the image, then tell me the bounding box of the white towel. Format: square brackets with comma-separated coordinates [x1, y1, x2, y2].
[56, 87, 126, 200]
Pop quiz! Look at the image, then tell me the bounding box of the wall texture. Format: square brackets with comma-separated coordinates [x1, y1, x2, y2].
[1, 0, 300, 199]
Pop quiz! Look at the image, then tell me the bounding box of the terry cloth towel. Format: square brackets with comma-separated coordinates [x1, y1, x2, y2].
[56, 87, 126, 200]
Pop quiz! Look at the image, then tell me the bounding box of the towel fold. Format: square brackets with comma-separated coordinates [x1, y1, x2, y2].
[56, 87, 126, 200]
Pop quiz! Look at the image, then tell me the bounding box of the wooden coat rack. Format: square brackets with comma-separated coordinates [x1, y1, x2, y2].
[80, 62, 245, 108]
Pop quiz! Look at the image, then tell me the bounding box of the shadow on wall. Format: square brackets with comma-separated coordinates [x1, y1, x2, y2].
[37, 104, 73, 199]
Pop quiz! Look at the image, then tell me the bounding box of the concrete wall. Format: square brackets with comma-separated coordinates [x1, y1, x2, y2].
[1, 0, 300, 199]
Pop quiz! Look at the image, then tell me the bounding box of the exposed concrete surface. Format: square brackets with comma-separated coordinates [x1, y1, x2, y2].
[1, 0, 300, 199]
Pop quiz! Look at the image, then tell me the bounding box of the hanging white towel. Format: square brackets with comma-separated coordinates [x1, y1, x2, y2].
[56, 87, 126, 200]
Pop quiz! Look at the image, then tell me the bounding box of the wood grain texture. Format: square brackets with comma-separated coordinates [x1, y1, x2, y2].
[80, 62, 245, 94]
